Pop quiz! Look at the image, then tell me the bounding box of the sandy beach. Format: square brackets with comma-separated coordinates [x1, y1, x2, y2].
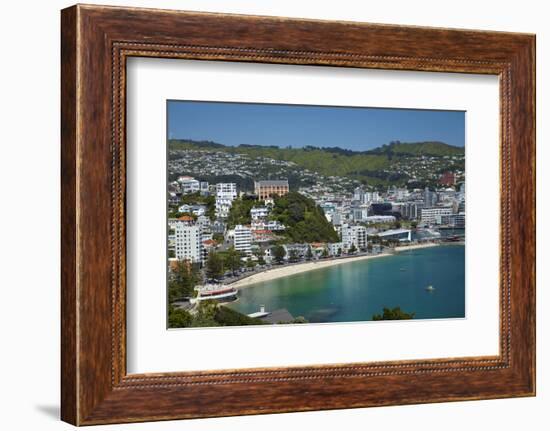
[394, 242, 439, 252]
[229, 242, 440, 289]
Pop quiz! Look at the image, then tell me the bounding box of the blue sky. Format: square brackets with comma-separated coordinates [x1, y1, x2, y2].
[167, 100, 465, 151]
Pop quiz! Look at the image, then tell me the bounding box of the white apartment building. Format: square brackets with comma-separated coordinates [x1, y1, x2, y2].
[352, 188, 380, 204]
[233, 224, 253, 256]
[174, 221, 203, 263]
[439, 212, 466, 228]
[328, 242, 345, 256]
[351, 205, 370, 222]
[177, 176, 200, 194]
[250, 206, 269, 220]
[340, 224, 368, 251]
[215, 183, 237, 219]
[421, 207, 453, 225]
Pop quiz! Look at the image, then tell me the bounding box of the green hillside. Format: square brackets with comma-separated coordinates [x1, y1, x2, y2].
[365, 141, 464, 157]
[168, 139, 464, 187]
[270, 192, 339, 243]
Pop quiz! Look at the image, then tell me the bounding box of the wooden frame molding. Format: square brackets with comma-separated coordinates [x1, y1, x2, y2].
[61, 4, 535, 425]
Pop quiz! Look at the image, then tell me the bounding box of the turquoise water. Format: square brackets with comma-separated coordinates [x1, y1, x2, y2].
[228, 245, 465, 323]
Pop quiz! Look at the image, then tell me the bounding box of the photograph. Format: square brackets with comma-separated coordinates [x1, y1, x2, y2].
[166, 101, 466, 328]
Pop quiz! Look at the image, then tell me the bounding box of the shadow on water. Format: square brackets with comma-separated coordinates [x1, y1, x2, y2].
[307, 306, 341, 323]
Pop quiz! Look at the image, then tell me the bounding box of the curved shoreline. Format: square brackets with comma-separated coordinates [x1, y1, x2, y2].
[228, 242, 440, 289]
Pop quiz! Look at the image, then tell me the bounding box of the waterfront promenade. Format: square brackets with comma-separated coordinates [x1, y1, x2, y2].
[229, 242, 439, 289]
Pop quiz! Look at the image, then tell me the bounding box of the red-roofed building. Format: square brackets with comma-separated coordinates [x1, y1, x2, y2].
[439, 171, 456, 186]
[178, 215, 195, 222]
[252, 229, 275, 243]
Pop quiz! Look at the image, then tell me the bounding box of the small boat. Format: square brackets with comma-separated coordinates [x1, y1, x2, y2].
[425, 285, 435, 292]
[400, 267, 406, 271]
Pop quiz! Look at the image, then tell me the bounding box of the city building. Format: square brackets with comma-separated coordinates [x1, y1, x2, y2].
[251, 220, 285, 232]
[250, 206, 269, 220]
[254, 179, 289, 200]
[252, 229, 277, 244]
[173, 219, 203, 263]
[178, 203, 206, 217]
[421, 207, 453, 225]
[177, 176, 201, 194]
[233, 224, 253, 256]
[400, 201, 425, 220]
[283, 243, 310, 260]
[439, 171, 456, 186]
[353, 187, 380, 204]
[215, 183, 237, 218]
[439, 212, 466, 228]
[424, 187, 438, 207]
[341, 224, 368, 251]
[364, 215, 396, 224]
[211, 220, 226, 235]
[351, 204, 370, 222]
[377, 228, 412, 242]
[199, 181, 209, 195]
[327, 242, 345, 256]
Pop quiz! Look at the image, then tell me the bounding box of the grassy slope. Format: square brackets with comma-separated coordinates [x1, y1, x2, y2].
[169, 139, 464, 186]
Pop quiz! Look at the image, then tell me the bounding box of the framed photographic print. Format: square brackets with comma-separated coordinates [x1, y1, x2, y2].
[61, 4, 536, 425]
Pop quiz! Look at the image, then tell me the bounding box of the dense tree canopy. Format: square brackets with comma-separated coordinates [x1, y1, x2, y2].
[270, 192, 339, 243]
[168, 259, 200, 302]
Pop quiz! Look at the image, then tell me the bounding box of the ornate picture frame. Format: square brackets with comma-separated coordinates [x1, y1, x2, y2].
[61, 4, 535, 425]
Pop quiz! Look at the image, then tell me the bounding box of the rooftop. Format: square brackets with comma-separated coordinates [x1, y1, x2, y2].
[255, 180, 289, 187]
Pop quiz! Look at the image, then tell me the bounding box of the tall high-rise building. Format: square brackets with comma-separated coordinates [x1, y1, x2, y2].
[233, 225, 253, 256]
[173, 219, 203, 263]
[424, 187, 437, 207]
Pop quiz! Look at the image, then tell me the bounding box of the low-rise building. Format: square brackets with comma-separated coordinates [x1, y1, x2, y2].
[250, 206, 269, 220]
[439, 212, 466, 228]
[377, 228, 412, 242]
[364, 215, 396, 224]
[327, 242, 345, 256]
[177, 176, 201, 194]
[254, 180, 289, 201]
[421, 207, 453, 225]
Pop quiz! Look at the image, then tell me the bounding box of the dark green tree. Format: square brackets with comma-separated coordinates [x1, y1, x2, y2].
[272, 245, 286, 264]
[205, 251, 224, 280]
[306, 246, 313, 260]
[169, 259, 200, 302]
[223, 247, 242, 273]
[168, 305, 193, 328]
[270, 192, 339, 243]
[191, 300, 220, 327]
[348, 244, 357, 254]
[227, 196, 257, 228]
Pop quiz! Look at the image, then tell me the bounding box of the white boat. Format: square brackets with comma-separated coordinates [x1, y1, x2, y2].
[425, 285, 435, 291]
